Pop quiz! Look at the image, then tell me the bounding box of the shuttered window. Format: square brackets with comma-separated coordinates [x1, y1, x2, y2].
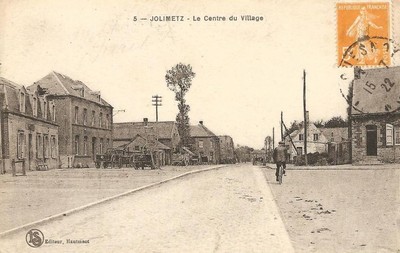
[386, 124, 393, 146]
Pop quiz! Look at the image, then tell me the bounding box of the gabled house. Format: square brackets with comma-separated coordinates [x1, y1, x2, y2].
[190, 121, 220, 164]
[0, 77, 59, 173]
[113, 134, 171, 166]
[351, 66, 400, 163]
[28, 71, 113, 168]
[113, 121, 180, 165]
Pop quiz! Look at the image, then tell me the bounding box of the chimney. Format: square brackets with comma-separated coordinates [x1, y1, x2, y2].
[199, 121, 203, 125]
[143, 118, 148, 126]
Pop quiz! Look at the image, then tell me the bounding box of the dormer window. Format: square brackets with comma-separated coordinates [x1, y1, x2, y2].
[19, 92, 25, 113]
[52, 103, 56, 121]
[80, 88, 84, 97]
[33, 97, 38, 117]
[43, 101, 47, 119]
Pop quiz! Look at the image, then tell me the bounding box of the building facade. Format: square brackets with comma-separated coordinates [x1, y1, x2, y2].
[28, 72, 113, 168]
[190, 121, 221, 164]
[351, 67, 400, 164]
[0, 77, 59, 174]
[218, 135, 235, 164]
[113, 121, 180, 165]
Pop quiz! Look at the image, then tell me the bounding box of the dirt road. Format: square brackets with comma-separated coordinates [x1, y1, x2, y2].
[0, 164, 294, 253]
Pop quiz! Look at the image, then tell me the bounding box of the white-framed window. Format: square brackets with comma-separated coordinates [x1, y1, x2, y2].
[299, 134, 304, 141]
[199, 140, 204, 148]
[74, 106, 79, 124]
[43, 101, 47, 119]
[17, 131, 25, 159]
[395, 127, 400, 145]
[52, 104, 56, 121]
[313, 134, 319, 141]
[99, 112, 103, 128]
[36, 133, 42, 159]
[91, 111, 95, 126]
[106, 114, 109, 129]
[386, 124, 394, 146]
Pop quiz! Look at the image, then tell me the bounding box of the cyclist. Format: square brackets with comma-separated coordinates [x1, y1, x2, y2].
[273, 141, 288, 182]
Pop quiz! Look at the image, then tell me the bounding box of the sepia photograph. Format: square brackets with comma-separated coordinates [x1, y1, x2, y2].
[0, 0, 399, 252]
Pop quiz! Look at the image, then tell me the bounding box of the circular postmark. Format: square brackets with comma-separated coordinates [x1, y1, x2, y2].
[26, 228, 44, 248]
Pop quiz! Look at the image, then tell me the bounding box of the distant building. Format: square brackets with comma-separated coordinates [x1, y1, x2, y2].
[351, 67, 400, 164]
[0, 77, 59, 173]
[218, 135, 235, 164]
[190, 121, 220, 164]
[113, 121, 180, 165]
[28, 71, 113, 168]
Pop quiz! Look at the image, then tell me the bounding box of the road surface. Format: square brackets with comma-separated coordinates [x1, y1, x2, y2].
[0, 164, 294, 253]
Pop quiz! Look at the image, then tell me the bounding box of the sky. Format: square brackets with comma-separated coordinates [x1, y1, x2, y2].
[1, 0, 398, 148]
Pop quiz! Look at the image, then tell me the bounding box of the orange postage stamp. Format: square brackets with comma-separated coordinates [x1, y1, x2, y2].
[337, 2, 390, 67]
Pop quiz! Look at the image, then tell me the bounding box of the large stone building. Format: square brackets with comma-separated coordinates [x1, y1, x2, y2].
[113, 121, 180, 165]
[28, 72, 113, 168]
[218, 135, 235, 164]
[190, 121, 220, 164]
[0, 77, 59, 174]
[351, 67, 400, 164]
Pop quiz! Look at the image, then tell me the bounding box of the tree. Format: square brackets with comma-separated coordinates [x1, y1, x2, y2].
[324, 116, 348, 128]
[284, 120, 302, 137]
[165, 63, 196, 148]
[314, 119, 325, 128]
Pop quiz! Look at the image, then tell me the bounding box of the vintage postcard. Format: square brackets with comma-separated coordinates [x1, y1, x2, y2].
[0, 0, 399, 252]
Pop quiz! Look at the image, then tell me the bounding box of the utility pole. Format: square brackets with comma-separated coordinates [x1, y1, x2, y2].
[272, 127, 275, 150]
[281, 111, 284, 141]
[303, 70, 308, 166]
[152, 95, 162, 122]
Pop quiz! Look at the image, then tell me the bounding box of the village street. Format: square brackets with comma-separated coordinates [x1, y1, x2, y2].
[0, 163, 399, 253]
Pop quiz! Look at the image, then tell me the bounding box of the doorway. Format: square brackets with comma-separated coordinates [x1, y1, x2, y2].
[366, 125, 377, 156]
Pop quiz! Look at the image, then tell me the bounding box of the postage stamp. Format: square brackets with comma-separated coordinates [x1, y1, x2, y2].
[337, 2, 390, 67]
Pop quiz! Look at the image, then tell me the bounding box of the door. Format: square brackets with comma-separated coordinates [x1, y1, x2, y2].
[366, 125, 377, 156]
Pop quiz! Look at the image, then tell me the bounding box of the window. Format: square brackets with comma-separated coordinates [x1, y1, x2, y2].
[83, 136, 88, 155]
[74, 135, 80, 155]
[299, 134, 304, 141]
[296, 147, 303, 155]
[210, 141, 213, 149]
[43, 134, 49, 158]
[36, 134, 42, 158]
[52, 104, 56, 121]
[51, 135, 57, 158]
[33, 97, 37, 117]
[74, 106, 79, 124]
[106, 138, 110, 149]
[99, 112, 103, 128]
[106, 114, 109, 129]
[330, 133, 334, 142]
[386, 124, 393, 146]
[91, 111, 95, 126]
[313, 134, 319, 141]
[19, 92, 25, 113]
[80, 88, 84, 97]
[83, 108, 87, 125]
[17, 131, 25, 159]
[43, 101, 47, 119]
[395, 128, 400, 145]
[199, 140, 204, 148]
[135, 145, 140, 151]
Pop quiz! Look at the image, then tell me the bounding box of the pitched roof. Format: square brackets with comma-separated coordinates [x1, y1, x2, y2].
[114, 134, 170, 150]
[352, 66, 400, 114]
[190, 123, 217, 138]
[113, 121, 177, 140]
[28, 71, 112, 107]
[319, 127, 348, 142]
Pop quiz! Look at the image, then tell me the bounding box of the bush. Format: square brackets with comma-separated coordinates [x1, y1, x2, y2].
[294, 152, 330, 166]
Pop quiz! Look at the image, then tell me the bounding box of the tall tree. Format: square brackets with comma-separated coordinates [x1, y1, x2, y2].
[165, 63, 196, 148]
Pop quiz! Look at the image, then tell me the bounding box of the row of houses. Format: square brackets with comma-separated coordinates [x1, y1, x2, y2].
[0, 71, 235, 174]
[284, 66, 400, 165]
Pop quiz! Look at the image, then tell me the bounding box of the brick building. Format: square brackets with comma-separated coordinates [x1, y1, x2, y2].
[218, 135, 235, 164]
[190, 121, 220, 164]
[351, 67, 400, 164]
[0, 77, 59, 174]
[28, 72, 113, 168]
[113, 121, 180, 165]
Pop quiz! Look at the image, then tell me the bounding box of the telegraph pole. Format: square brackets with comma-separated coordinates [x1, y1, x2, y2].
[152, 95, 162, 122]
[303, 70, 308, 166]
[281, 111, 284, 141]
[272, 127, 275, 149]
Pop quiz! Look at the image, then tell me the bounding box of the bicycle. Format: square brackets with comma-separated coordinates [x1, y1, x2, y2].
[278, 163, 284, 185]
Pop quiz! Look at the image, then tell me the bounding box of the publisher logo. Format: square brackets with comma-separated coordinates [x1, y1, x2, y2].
[26, 229, 44, 248]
